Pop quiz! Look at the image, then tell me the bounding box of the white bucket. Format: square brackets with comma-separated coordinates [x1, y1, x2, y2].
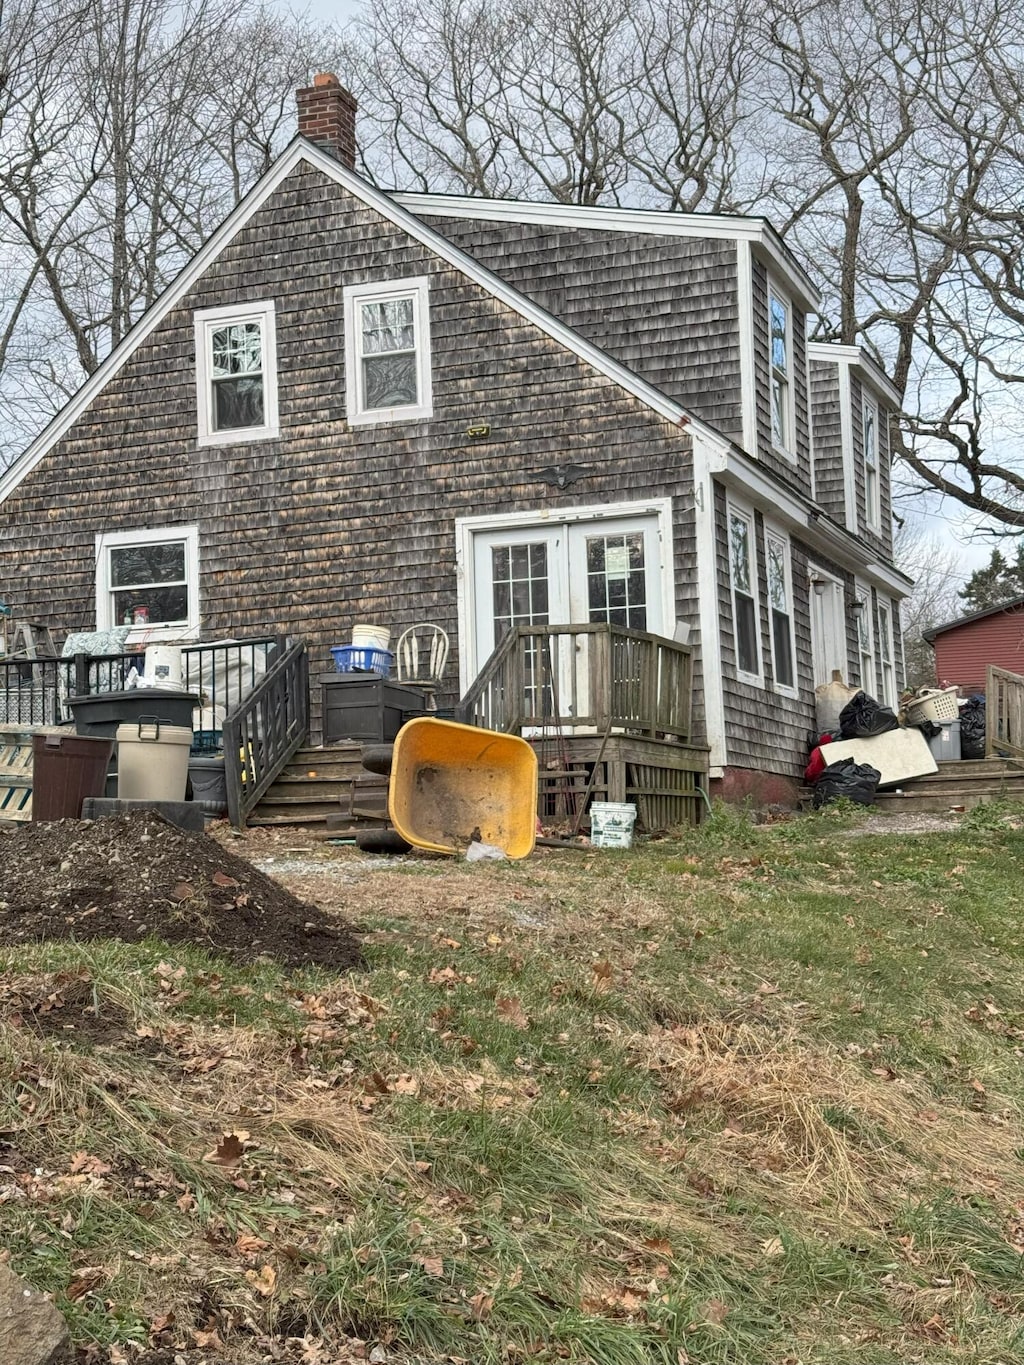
[143, 644, 184, 690]
[116, 720, 192, 801]
[590, 801, 637, 849]
[352, 624, 391, 651]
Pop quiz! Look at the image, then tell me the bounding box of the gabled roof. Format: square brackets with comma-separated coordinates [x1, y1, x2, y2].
[806, 341, 902, 408]
[395, 192, 821, 311]
[922, 596, 1024, 643]
[0, 137, 724, 506]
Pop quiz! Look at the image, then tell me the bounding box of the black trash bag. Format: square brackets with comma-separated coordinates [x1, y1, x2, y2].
[960, 696, 986, 760]
[915, 718, 942, 741]
[838, 690, 901, 739]
[812, 757, 882, 808]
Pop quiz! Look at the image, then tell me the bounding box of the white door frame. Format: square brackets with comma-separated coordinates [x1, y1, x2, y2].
[455, 497, 676, 692]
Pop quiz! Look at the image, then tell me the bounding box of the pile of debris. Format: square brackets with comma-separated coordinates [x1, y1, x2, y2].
[0, 812, 359, 970]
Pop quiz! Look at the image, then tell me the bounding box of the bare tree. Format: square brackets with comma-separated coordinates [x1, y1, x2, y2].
[893, 521, 963, 687]
[0, 0, 346, 465]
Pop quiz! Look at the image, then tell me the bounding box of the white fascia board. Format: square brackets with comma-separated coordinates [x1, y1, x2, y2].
[2, 138, 712, 506]
[806, 341, 902, 408]
[396, 190, 821, 313]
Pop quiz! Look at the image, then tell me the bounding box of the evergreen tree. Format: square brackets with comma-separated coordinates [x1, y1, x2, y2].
[959, 544, 1024, 613]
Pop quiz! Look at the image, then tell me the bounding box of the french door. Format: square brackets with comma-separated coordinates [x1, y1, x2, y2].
[471, 513, 665, 726]
[472, 515, 665, 661]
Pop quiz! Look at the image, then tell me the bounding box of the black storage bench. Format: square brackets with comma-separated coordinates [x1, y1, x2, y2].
[320, 674, 428, 744]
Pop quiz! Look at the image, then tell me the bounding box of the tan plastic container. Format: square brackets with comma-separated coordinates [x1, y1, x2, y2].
[115, 719, 192, 801]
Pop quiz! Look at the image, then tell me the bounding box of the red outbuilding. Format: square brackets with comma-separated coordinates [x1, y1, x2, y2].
[924, 598, 1024, 693]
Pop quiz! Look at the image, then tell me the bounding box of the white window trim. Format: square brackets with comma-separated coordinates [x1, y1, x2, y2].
[877, 593, 898, 708]
[727, 496, 764, 688]
[454, 497, 675, 691]
[854, 577, 876, 694]
[763, 522, 799, 699]
[862, 390, 881, 532]
[194, 301, 279, 447]
[344, 276, 433, 426]
[95, 525, 200, 640]
[767, 279, 797, 465]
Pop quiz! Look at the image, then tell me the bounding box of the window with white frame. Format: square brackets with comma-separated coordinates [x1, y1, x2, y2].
[877, 597, 897, 707]
[344, 277, 433, 425]
[855, 579, 876, 693]
[96, 526, 199, 635]
[194, 302, 278, 445]
[768, 284, 795, 457]
[862, 393, 881, 531]
[765, 527, 796, 693]
[728, 503, 762, 682]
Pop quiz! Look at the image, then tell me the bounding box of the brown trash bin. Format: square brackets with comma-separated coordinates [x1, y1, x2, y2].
[31, 733, 114, 822]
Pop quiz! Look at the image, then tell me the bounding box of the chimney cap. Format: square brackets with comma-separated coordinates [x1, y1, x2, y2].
[313, 72, 340, 87]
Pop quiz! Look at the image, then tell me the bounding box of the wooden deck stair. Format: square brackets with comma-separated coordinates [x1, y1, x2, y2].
[247, 743, 367, 827]
[872, 758, 1024, 814]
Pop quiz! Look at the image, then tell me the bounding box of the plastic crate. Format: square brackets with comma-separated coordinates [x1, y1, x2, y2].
[330, 645, 393, 676]
[190, 728, 222, 755]
[906, 686, 959, 725]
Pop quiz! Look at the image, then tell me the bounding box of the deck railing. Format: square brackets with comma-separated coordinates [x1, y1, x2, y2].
[0, 635, 285, 727]
[456, 623, 693, 741]
[223, 641, 309, 828]
[986, 665, 1024, 760]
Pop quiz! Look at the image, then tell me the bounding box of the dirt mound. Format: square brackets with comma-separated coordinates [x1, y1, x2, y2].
[0, 813, 359, 971]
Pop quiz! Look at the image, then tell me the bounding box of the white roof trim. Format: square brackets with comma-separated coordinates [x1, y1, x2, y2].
[806, 341, 902, 408]
[396, 190, 821, 311]
[1, 138, 713, 506]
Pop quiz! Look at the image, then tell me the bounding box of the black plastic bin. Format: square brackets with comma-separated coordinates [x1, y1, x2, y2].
[31, 733, 114, 821]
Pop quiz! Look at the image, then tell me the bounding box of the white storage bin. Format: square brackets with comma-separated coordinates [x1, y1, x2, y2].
[116, 720, 192, 801]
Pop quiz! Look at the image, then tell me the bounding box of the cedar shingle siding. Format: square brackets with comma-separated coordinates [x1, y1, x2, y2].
[809, 359, 846, 522]
[0, 163, 700, 740]
[417, 217, 744, 441]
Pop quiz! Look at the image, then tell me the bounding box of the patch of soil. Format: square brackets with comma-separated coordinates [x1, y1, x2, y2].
[0, 812, 360, 971]
[2, 973, 160, 1051]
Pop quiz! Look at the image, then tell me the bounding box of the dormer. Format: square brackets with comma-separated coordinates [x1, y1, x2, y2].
[807, 344, 901, 556]
[736, 238, 819, 491]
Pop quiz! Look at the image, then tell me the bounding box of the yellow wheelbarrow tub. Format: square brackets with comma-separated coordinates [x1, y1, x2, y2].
[387, 717, 538, 859]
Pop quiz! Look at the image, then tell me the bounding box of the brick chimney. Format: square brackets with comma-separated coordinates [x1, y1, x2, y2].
[296, 73, 357, 170]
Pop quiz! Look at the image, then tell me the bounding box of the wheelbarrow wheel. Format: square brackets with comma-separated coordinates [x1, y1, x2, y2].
[355, 827, 411, 856]
[361, 744, 394, 776]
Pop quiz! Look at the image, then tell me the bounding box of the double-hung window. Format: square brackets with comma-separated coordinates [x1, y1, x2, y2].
[855, 579, 876, 693]
[95, 526, 199, 636]
[863, 394, 881, 531]
[728, 502, 762, 683]
[768, 284, 794, 458]
[194, 302, 279, 445]
[344, 277, 433, 425]
[877, 597, 898, 707]
[765, 527, 797, 694]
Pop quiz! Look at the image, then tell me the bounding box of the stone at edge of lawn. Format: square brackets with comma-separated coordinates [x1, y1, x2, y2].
[0, 1264, 73, 1365]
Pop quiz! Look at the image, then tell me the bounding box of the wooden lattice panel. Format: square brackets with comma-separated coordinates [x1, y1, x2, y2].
[0, 727, 37, 821]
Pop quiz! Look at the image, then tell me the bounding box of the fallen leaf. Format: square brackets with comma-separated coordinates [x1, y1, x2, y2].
[496, 996, 530, 1030]
[246, 1263, 277, 1297]
[66, 1267, 105, 1300]
[68, 1151, 112, 1176]
[171, 881, 195, 901]
[701, 1298, 729, 1326]
[148, 1312, 175, 1337]
[415, 1254, 444, 1278]
[193, 1323, 223, 1348]
[760, 1236, 785, 1258]
[969, 1078, 986, 1095]
[212, 871, 240, 888]
[203, 1131, 250, 1166]
[393, 1074, 420, 1094]
[235, 1233, 269, 1258]
[469, 1291, 495, 1320]
[591, 960, 614, 992]
[406, 1219, 425, 1239]
[643, 1237, 673, 1257]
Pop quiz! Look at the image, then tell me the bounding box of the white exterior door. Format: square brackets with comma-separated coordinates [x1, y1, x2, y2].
[471, 514, 664, 671]
[809, 570, 848, 686]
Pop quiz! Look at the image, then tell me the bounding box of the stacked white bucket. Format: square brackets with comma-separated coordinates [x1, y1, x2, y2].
[352, 624, 391, 652]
